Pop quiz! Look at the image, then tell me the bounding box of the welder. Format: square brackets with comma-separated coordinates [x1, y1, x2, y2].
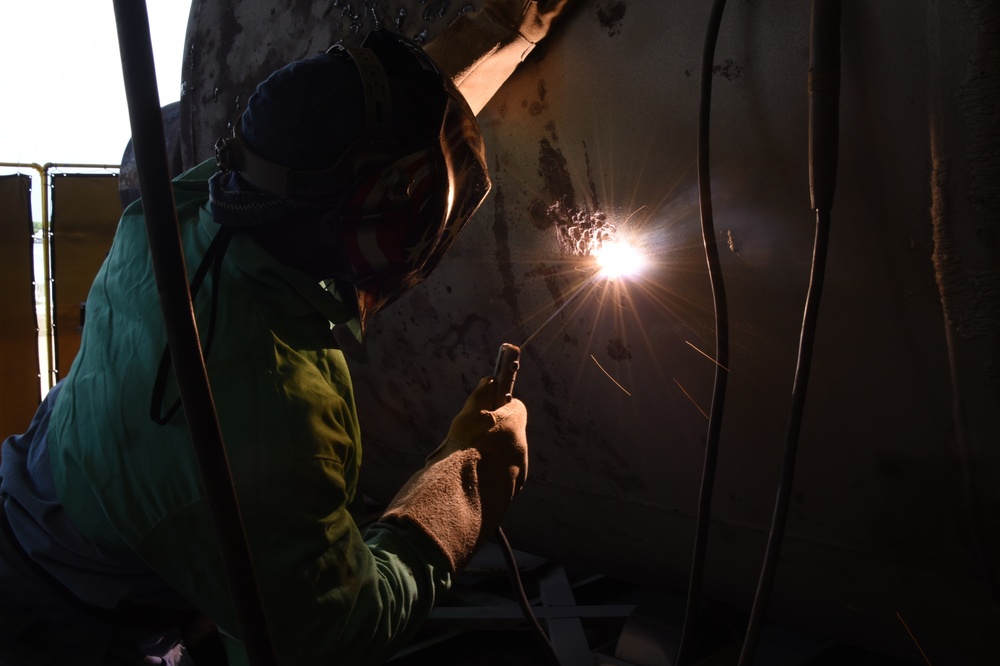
[0, 2, 575, 664]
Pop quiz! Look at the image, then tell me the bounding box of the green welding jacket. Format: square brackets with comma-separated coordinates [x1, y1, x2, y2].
[46, 160, 452, 665]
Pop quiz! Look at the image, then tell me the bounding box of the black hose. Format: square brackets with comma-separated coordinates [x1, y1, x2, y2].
[676, 0, 730, 663]
[497, 527, 563, 666]
[490, 353, 561, 666]
[111, 2, 277, 663]
[737, 207, 832, 664]
[737, 2, 840, 663]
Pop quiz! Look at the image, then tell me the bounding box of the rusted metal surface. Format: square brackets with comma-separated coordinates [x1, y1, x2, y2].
[180, 1, 999, 662]
[179, 0, 480, 169]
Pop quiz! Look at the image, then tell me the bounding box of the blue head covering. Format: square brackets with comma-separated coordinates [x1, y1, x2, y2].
[208, 50, 365, 227]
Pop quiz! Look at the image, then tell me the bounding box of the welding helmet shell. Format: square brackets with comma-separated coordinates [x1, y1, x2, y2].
[211, 29, 491, 336]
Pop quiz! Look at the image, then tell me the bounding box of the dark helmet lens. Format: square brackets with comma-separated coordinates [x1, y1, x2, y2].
[342, 32, 491, 331]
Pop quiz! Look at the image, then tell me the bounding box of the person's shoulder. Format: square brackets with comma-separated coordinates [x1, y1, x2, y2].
[174, 159, 219, 212]
[175, 158, 220, 185]
[119, 159, 217, 220]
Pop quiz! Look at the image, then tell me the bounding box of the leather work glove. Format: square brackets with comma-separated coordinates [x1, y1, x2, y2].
[482, 0, 577, 45]
[425, 0, 580, 114]
[381, 377, 528, 573]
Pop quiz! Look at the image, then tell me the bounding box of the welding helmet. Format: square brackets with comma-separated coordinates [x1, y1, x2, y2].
[211, 29, 490, 335]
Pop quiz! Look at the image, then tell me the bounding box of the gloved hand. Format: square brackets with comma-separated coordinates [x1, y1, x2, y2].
[481, 0, 577, 45]
[380, 377, 528, 573]
[426, 376, 528, 488]
[424, 0, 580, 114]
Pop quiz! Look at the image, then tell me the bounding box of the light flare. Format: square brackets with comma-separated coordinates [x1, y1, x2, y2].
[594, 239, 648, 280]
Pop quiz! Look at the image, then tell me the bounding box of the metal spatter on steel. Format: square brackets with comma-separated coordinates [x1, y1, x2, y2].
[179, 0, 481, 169]
[181, 2, 1000, 662]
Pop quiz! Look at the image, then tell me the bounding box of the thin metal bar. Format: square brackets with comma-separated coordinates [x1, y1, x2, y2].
[1, 162, 122, 170]
[429, 605, 636, 621]
[539, 566, 593, 666]
[39, 168, 53, 390]
[677, 1, 730, 662]
[737, 3, 841, 662]
[110, 1, 276, 663]
[1, 162, 56, 390]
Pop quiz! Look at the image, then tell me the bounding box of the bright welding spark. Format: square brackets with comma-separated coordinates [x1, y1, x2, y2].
[896, 612, 934, 666]
[594, 240, 647, 280]
[590, 355, 632, 396]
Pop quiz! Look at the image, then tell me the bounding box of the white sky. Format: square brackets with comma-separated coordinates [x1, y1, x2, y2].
[1, 0, 191, 211]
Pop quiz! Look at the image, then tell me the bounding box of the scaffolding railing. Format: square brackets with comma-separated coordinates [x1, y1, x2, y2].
[0, 161, 120, 394]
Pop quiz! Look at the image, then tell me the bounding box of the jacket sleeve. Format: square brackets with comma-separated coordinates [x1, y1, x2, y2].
[381, 377, 528, 574]
[217, 521, 451, 666]
[45, 165, 454, 665]
[132, 343, 454, 665]
[424, 0, 578, 114]
[139, 446, 451, 664]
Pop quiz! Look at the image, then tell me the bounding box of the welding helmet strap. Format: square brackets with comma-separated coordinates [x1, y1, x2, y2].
[214, 121, 295, 199]
[214, 43, 398, 200]
[326, 43, 397, 178]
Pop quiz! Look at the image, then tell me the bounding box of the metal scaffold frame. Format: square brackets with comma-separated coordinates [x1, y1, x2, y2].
[0, 161, 120, 393]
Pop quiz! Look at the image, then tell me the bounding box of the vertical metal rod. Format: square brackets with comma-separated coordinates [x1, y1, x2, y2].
[110, 1, 276, 663]
[737, 2, 840, 663]
[1, 161, 58, 391]
[38, 165, 55, 390]
[677, 1, 730, 662]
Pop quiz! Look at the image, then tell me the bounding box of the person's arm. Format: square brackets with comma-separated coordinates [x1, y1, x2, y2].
[424, 0, 579, 114]
[146, 376, 526, 666]
[381, 376, 528, 573]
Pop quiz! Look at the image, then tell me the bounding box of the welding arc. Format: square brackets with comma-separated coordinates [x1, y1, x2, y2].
[518, 270, 600, 351]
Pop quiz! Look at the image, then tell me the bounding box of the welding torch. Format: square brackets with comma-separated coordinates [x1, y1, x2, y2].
[485, 253, 631, 666]
[484, 268, 607, 666]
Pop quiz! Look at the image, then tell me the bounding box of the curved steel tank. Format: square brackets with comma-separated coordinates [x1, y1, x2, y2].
[178, 1, 999, 662]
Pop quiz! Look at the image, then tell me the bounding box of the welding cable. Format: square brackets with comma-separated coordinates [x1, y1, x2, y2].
[675, 0, 730, 663]
[737, 2, 841, 664]
[497, 527, 564, 666]
[489, 351, 562, 666]
[111, 1, 277, 664]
